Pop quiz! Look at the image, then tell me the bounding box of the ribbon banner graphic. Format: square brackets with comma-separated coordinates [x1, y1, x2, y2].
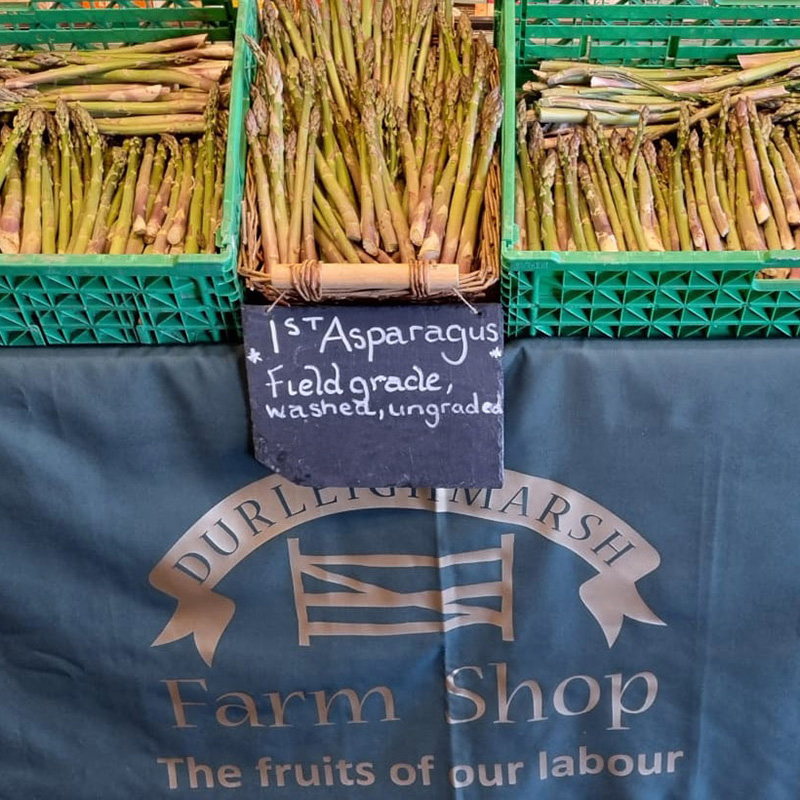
[150, 470, 665, 666]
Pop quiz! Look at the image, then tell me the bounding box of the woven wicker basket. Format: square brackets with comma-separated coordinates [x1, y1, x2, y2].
[239, 45, 501, 304]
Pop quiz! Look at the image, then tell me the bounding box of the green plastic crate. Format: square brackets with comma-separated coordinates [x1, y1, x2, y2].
[498, 0, 800, 338]
[0, 0, 251, 346]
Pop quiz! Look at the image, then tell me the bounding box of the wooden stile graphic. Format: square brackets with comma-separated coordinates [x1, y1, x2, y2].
[288, 535, 515, 647]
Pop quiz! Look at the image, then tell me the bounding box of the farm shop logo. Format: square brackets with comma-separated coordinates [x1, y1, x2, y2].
[149, 470, 664, 666]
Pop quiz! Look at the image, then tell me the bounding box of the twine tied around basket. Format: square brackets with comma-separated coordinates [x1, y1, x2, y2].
[409, 260, 432, 299]
[289, 261, 323, 303]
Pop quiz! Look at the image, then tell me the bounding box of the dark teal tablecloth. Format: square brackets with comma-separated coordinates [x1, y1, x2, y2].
[1, 340, 798, 799]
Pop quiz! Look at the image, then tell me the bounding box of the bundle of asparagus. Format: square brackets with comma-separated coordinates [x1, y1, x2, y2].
[515, 52, 800, 272]
[242, 0, 502, 282]
[0, 35, 231, 255]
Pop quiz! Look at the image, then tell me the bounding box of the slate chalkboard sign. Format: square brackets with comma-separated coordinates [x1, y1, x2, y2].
[242, 304, 504, 488]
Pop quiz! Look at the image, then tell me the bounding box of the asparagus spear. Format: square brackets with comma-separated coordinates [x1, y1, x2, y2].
[151, 141, 185, 256]
[559, 134, 587, 251]
[585, 123, 625, 251]
[313, 184, 361, 263]
[772, 126, 800, 209]
[397, 109, 420, 217]
[540, 151, 559, 251]
[682, 151, 706, 250]
[440, 40, 489, 263]
[0, 151, 22, 254]
[207, 139, 225, 254]
[672, 108, 693, 251]
[578, 189, 599, 252]
[725, 139, 737, 227]
[579, 160, 618, 252]
[636, 153, 664, 252]
[70, 108, 105, 255]
[419, 123, 460, 261]
[554, 155, 569, 250]
[588, 112, 637, 249]
[20, 110, 45, 255]
[40, 155, 56, 255]
[688, 129, 723, 251]
[54, 100, 72, 253]
[514, 163, 526, 251]
[625, 108, 650, 250]
[145, 135, 179, 244]
[45, 120, 60, 241]
[732, 116, 767, 251]
[87, 145, 128, 255]
[144, 138, 167, 222]
[748, 100, 794, 249]
[108, 136, 142, 254]
[166, 138, 194, 247]
[516, 101, 541, 251]
[246, 110, 279, 269]
[184, 139, 206, 254]
[410, 116, 443, 245]
[736, 98, 771, 224]
[0, 106, 32, 196]
[369, 110, 414, 261]
[302, 108, 319, 261]
[643, 140, 670, 251]
[768, 136, 800, 226]
[456, 86, 503, 272]
[128, 136, 156, 240]
[660, 141, 681, 251]
[700, 118, 729, 238]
